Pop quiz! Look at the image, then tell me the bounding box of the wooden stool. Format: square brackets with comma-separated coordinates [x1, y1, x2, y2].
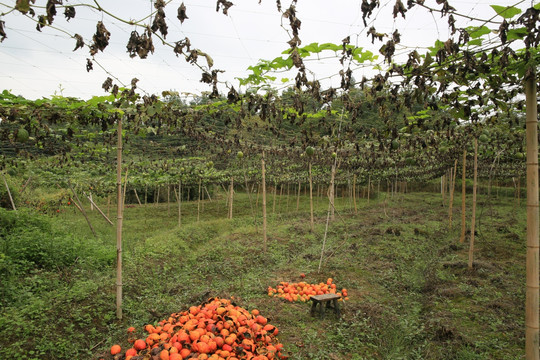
[310, 294, 341, 319]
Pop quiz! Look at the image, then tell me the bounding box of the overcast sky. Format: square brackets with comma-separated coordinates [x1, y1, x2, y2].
[0, 0, 533, 100]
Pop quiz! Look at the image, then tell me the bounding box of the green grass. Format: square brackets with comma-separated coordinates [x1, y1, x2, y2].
[0, 186, 529, 359]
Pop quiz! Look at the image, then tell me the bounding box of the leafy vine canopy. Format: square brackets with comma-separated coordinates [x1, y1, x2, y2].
[0, 1, 538, 185]
[0, 1, 536, 101]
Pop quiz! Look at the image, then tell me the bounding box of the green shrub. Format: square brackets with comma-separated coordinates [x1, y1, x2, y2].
[0, 174, 19, 210]
[0, 208, 114, 271]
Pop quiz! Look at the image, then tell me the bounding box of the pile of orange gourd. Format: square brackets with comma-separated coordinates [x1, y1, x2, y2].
[267, 277, 349, 303]
[104, 298, 287, 360]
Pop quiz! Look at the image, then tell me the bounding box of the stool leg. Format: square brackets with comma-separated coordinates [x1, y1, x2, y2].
[333, 299, 340, 318]
[310, 301, 317, 316]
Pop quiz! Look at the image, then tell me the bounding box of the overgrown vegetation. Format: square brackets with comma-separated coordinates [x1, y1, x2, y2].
[0, 187, 527, 359]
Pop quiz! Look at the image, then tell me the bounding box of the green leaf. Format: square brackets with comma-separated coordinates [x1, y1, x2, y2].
[247, 65, 262, 76]
[428, 40, 445, 55]
[319, 43, 342, 52]
[352, 47, 364, 56]
[495, 99, 508, 112]
[281, 78, 289, 83]
[297, 48, 311, 58]
[467, 39, 482, 46]
[302, 42, 321, 53]
[269, 57, 293, 70]
[507, 27, 528, 41]
[468, 26, 491, 39]
[535, 3, 540, 10]
[490, 5, 522, 19]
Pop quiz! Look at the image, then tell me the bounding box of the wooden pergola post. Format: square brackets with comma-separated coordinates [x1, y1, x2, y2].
[524, 73, 539, 360]
[115, 115, 124, 320]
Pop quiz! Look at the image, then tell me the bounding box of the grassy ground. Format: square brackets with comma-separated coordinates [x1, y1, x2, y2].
[0, 185, 528, 359]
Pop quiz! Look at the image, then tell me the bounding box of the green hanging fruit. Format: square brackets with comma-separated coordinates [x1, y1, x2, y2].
[478, 134, 489, 143]
[16, 127, 29, 143]
[305, 146, 314, 156]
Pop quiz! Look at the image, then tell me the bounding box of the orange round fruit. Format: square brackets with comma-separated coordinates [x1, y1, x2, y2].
[110, 344, 121, 355]
[134, 339, 146, 351]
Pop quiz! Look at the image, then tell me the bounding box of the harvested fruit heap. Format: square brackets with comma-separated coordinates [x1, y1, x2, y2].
[105, 298, 287, 360]
[267, 277, 349, 302]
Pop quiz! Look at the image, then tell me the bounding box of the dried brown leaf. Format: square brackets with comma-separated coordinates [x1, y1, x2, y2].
[73, 34, 84, 51]
[90, 21, 111, 56]
[216, 0, 234, 15]
[393, 0, 406, 19]
[0, 20, 6, 42]
[102, 77, 113, 92]
[86, 58, 93, 72]
[177, 3, 188, 23]
[151, 8, 168, 38]
[64, 6, 76, 21]
[36, 15, 47, 31]
[46, 0, 61, 25]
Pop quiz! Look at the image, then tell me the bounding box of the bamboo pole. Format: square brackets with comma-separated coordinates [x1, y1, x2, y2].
[347, 177, 352, 212]
[107, 196, 111, 218]
[204, 187, 212, 202]
[309, 162, 314, 232]
[367, 174, 371, 205]
[319, 184, 334, 273]
[167, 183, 171, 216]
[449, 159, 458, 228]
[243, 165, 256, 224]
[197, 178, 201, 222]
[178, 180, 182, 228]
[1, 173, 16, 210]
[468, 139, 478, 270]
[296, 181, 301, 212]
[85, 193, 113, 226]
[286, 183, 290, 212]
[122, 169, 128, 212]
[115, 116, 124, 320]
[19, 176, 32, 194]
[272, 182, 277, 215]
[353, 174, 357, 214]
[460, 150, 467, 243]
[518, 176, 521, 207]
[221, 183, 229, 207]
[279, 184, 283, 214]
[69, 184, 97, 237]
[256, 183, 260, 208]
[525, 74, 539, 360]
[134, 188, 142, 206]
[201, 183, 205, 212]
[228, 177, 234, 219]
[262, 152, 267, 252]
[329, 163, 336, 221]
